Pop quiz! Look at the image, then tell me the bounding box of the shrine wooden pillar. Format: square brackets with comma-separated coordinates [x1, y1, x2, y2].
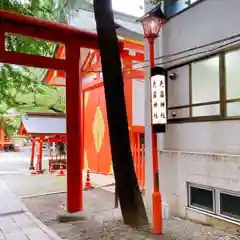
[36, 139, 43, 171]
[29, 138, 36, 170]
[81, 90, 84, 171]
[39, 140, 43, 171]
[65, 40, 83, 212]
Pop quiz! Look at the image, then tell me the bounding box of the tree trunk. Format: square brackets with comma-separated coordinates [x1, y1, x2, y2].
[93, 0, 148, 227]
[114, 183, 118, 208]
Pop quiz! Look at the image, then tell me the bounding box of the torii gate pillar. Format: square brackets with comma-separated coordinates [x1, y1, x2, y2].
[65, 41, 83, 212]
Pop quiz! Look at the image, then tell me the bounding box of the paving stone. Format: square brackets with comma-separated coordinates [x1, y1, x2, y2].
[0, 182, 23, 215]
[13, 213, 35, 228]
[27, 233, 52, 240]
[0, 216, 19, 233]
[22, 226, 45, 236]
[0, 231, 5, 240]
[4, 231, 28, 240]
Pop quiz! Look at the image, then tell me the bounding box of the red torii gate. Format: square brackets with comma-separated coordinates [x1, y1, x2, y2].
[0, 10, 124, 212]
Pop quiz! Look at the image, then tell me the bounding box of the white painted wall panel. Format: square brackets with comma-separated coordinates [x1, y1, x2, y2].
[132, 80, 145, 126]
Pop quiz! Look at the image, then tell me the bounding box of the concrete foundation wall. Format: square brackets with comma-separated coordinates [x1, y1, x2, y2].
[158, 150, 240, 230]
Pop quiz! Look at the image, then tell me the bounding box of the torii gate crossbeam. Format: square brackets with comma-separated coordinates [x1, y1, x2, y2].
[0, 10, 124, 212]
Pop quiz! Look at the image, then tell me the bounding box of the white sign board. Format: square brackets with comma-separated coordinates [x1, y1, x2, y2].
[151, 74, 167, 125]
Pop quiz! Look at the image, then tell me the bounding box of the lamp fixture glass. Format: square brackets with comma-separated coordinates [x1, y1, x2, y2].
[140, 15, 163, 39]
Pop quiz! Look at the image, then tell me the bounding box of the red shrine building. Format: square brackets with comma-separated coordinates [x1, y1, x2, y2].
[43, 7, 145, 187]
[19, 112, 66, 170]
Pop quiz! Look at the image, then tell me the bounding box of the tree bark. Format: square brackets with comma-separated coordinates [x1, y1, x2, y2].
[93, 0, 148, 227]
[114, 183, 118, 208]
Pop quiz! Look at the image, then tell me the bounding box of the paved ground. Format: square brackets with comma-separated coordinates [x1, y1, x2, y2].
[0, 148, 66, 198]
[1, 148, 240, 239]
[22, 190, 240, 240]
[0, 180, 61, 240]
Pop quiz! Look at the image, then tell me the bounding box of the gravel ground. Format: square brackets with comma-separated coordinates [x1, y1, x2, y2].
[22, 188, 240, 240]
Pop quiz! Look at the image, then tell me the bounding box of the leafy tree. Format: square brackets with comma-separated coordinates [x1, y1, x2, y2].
[0, 116, 15, 137]
[0, 0, 65, 137]
[150, 0, 162, 4]
[1, 0, 89, 135]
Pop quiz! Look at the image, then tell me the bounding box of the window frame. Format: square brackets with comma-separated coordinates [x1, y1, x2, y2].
[167, 45, 240, 123]
[187, 183, 215, 214]
[187, 183, 240, 222]
[164, 0, 203, 20]
[223, 48, 240, 117]
[219, 190, 240, 221]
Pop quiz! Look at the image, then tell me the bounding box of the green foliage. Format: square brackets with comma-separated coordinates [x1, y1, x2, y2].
[54, 0, 87, 21]
[0, 0, 69, 134]
[0, 116, 16, 137]
[0, 0, 67, 111]
[150, 0, 162, 5]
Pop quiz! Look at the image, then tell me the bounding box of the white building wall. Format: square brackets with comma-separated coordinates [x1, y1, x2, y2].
[132, 80, 145, 126]
[143, 0, 240, 229]
[159, 150, 240, 230]
[162, 0, 240, 68]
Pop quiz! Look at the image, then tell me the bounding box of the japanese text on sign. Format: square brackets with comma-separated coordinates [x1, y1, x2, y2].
[151, 74, 167, 125]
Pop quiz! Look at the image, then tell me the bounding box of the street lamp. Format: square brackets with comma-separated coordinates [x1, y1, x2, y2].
[140, 8, 165, 67]
[139, 4, 165, 235]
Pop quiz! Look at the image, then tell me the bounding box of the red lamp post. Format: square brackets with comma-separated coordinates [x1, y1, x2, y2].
[140, 14, 165, 234]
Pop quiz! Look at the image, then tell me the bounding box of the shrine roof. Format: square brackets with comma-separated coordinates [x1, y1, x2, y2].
[19, 112, 66, 136]
[69, 6, 143, 37]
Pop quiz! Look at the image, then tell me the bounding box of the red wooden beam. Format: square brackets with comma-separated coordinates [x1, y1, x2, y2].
[4, 22, 67, 45]
[56, 71, 65, 78]
[121, 50, 144, 62]
[0, 29, 4, 54]
[125, 70, 145, 79]
[19, 123, 27, 135]
[56, 45, 65, 59]
[82, 80, 104, 92]
[82, 51, 95, 71]
[85, 62, 101, 74]
[47, 137, 67, 143]
[52, 83, 65, 87]
[25, 112, 65, 118]
[0, 10, 124, 50]
[29, 133, 65, 138]
[0, 51, 66, 70]
[44, 70, 54, 84]
[81, 50, 91, 71]
[0, 10, 97, 48]
[124, 40, 144, 51]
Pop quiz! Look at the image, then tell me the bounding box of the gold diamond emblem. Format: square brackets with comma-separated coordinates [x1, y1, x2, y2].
[84, 91, 89, 109]
[92, 106, 105, 153]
